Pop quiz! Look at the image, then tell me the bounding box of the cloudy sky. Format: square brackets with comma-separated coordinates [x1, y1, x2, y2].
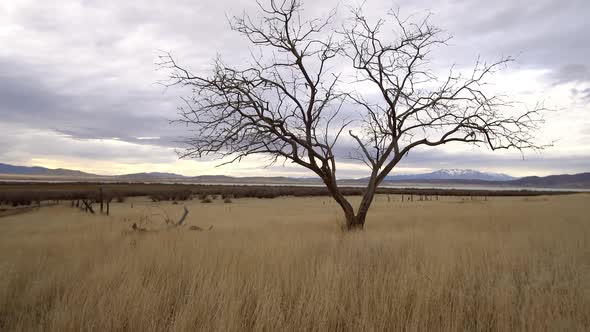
[0, 0, 588, 178]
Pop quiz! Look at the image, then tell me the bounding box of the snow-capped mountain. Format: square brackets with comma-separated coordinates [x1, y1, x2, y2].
[381, 169, 516, 182]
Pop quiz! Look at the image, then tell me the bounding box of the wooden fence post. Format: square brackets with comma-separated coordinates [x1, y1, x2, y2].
[99, 187, 104, 214]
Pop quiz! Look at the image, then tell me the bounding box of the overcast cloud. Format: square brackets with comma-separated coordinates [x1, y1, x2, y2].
[0, 0, 588, 178]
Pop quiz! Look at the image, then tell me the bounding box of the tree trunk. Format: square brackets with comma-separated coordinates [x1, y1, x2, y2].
[328, 187, 373, 231]
[322, 175, 377, 231]
[346, 214, 365, 231]
[333, 193, 358, 231]
[322, 176, 357, 231]
[347, 175, 379, 230]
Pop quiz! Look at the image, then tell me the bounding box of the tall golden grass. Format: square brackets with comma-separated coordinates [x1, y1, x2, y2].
[0, 194, 589, 331]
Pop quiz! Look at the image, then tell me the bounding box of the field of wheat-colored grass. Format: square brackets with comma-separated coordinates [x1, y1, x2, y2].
[0, 194, 589, 331]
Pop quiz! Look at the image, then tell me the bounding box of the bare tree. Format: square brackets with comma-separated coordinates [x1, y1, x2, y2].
[160, 1, 545, 231]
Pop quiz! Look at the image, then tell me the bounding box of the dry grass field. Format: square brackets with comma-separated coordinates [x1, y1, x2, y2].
[0, 193, 589, 331]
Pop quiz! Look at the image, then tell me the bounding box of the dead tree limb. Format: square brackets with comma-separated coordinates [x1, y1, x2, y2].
[82, 200, 95, 214]
[177, 206, 189, 226]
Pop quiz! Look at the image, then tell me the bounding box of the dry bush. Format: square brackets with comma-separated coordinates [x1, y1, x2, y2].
[148, 190, 193, 202]
[173, 190, 192, 201]
[149, 194, 163, 202]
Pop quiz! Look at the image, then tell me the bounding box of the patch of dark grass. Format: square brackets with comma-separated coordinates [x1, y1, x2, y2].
[0, 182, 574, 208]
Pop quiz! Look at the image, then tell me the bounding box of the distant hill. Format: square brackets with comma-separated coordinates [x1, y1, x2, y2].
[509, 173, 590, 188]
[0, 162, 589, 188]
[119, 172, 186, 180]
[188, 175, 321, 184]
[0, 163, 95, 177]
[380, 169, 516, 182]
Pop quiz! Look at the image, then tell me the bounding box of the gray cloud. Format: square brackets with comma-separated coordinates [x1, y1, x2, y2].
[0, 0, 588, 176]
[571, 87, 590, 103]
[439, 0, 590, 68]
[0, 124, 177, 168]
[395, 149, 590, 175]
[550, 64, 589, 85]
[0, 58, 188, 147]
[330, 139, 590, 177]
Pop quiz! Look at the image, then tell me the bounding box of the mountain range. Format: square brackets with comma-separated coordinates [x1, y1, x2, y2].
[380, 169, 515, 182]
[1, 162, 589, 189]
[0, 163, 93, 177]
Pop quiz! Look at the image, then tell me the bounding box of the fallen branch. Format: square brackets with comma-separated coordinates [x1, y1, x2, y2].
[177, 206, 189, 226]
[132, 223, 147, 232]
[82, 200, 95, 214]
[189, 225, 214, 232]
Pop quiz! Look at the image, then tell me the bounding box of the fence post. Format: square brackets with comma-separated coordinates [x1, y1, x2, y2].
[99, 187, 104, 214]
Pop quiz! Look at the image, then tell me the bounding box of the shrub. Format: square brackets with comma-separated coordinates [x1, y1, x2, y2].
[149, 194, 162, 202]
[0, 183, 571, 209]
[172, 190, 192, 201]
